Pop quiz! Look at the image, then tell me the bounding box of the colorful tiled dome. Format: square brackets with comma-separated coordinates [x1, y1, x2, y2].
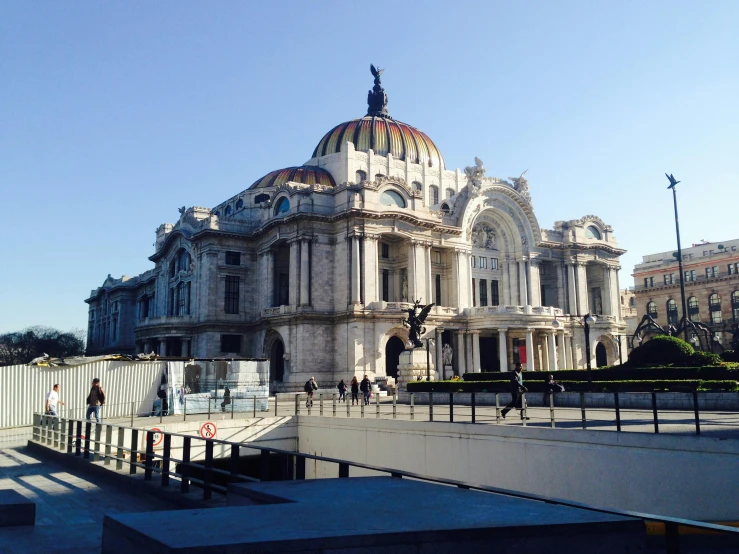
[312, 117, 445, 169]
[249, 166, 336, 189]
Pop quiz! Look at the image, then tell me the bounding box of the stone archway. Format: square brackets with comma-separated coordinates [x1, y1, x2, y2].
[269, 339, 285, 382]
[595, 342, 608, 367]
[385, 336, 406, 379]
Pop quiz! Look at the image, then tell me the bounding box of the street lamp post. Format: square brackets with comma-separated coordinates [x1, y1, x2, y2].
[666, 173, 689, 342]
[553, 314, 596, 391]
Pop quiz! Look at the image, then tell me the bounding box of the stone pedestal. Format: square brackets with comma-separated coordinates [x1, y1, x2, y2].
[397, 349, 437, 391]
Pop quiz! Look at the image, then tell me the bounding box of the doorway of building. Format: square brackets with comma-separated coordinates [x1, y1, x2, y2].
[385, 336, 405, 379]
[479, 337, 499, 371]
[595, 342, 608, 367]
[270, 339, 285, 382]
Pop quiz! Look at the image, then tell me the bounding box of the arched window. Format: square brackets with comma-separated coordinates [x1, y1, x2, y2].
[178, 249, 190, 272]
[709, 293, 722, 324]
[666, 299, 678, 326]
[647, 301, 657, 319]
[412, 181, 423, 193]
[374, 173, 385, 181]
[446, 188, 455, 199]
[236, 199, 244, 210]
[732, 291, 739, 321]
[380, 190, 406, 208]
[629, 296, 635, 307]
[440, 203, 450, 214]
[429, 185, 439, 205]
[688, 296, 700, 321]
[224, 206, 232, 216]
[585, 225, 601, 240]
[355, 170, 367, 182]
[273, 197, 290, 215]
[169, 260, 177, 278]
[214, 210, 220, 217]
[254, 193, 269, 204]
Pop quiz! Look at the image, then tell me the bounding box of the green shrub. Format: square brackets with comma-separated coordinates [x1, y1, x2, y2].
[628, 335, 694, 366]
[685, 351, 724, 367]
[721, 350, 739, 363]
[464, 365, 738, 382]
[406, 379, 739, 393]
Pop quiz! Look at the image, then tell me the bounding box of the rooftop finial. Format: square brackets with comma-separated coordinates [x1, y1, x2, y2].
[367, 64, 391, 118]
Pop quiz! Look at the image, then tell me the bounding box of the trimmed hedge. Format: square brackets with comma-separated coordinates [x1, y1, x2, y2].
[628, 335, 694, 366]
[722, 350, 739, 363]
[464, 365, 739, 382]
[407, 379, 739, 393]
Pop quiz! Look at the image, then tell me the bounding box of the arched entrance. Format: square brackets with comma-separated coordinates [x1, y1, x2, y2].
[595, 342, 608, 367]
[385, 336, 405, 379]
[270, 339, 285, 382]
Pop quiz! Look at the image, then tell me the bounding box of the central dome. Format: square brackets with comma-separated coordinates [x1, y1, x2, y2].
[312, 117, 445, 169]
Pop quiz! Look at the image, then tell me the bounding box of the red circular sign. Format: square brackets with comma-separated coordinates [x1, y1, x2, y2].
[200, 422, 217, 439]
[150, 427, 163, 447]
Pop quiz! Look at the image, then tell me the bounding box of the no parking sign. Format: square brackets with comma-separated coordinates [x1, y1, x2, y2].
[200, 421, 217, 439]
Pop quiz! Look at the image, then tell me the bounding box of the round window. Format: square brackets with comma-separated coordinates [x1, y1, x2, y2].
[380, 190, 406, 208]
[585, 225, 601, 240]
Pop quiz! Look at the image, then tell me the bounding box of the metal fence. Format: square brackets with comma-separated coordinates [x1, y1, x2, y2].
[31, 413, 739, 554]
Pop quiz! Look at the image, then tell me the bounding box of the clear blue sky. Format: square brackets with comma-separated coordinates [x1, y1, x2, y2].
[1, 1, 737, 334]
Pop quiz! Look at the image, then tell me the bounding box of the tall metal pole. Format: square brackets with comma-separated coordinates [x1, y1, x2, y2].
[671, 185, 689, 342]
[426, 338, 430, 381]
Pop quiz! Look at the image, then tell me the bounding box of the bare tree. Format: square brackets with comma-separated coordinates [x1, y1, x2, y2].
[0, 326, 85, 366]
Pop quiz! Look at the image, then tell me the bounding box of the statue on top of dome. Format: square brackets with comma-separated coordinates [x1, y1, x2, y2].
[367, 64, 390, 118]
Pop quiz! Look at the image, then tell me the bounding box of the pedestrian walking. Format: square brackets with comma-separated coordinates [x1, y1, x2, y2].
[501, 364, 528, 420]
[85, 378, 106, 423]
[543, 374, 565, 406]
[360, 374, 371, 405]
[304, 376, 318, 408]
[45, 384, 65, 417]
[337, 380, 347, 402]
[350, 376, 359, 405]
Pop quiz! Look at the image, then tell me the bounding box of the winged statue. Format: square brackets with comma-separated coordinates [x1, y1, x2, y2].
[403, 300, 435, 348]
[370, 64, 384, 82]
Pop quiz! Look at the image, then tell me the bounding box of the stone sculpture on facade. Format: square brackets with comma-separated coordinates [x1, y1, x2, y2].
[403, 300, 434, 348]
[509, 170, 531, 203]
[471, 222, 497, 249]
[367, 64, 390, 118]
[464, 157, 486, 197]
[442, 343, 453, 367]
[401, 274, 408, 302]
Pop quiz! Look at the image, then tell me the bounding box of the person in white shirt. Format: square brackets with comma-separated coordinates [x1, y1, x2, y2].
[45, 384, 64, 417]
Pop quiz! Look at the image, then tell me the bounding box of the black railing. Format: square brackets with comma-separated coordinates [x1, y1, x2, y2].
[31, 413, 739, 554]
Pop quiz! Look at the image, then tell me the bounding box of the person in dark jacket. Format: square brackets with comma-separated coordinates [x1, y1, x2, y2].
[350, 377, 359, 405]
[543, 374, 564, 406]
[304, 377, 318, 408]
[359, 375, 371, 405]
[337, 380, 347, 402]
[501, 364, 528, 420]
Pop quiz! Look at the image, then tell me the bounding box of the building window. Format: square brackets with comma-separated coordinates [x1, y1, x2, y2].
[585, 226, 601, 240]
[629, 296, 635, 307]
[412, 181, 423, 193]
[706, 266, 718, 278]
[274, 197, 290, 215]
[688, 296, 700, 321]
[440, 203, 450, 214]
[647, 301, 658, 319]
[254, 193, 269, 204]
[684, 270, 696, 282]
[429, 185, 439, 205]
[225, 276, 240, 314]
[732, 291, 739, 321]
[729, 263, 738, 275]
[479, 257, 487, 269]
[225, 206, 232, 216]
[709, 293, 722, 324]
[491, 280, 500, 306]
[382, 270, 389, 302]
[375, 173, 385, 181]
[644, 277, 654, 288]
[435, 274, 442, 306]
[470, 256, 476, 269]
[220, 334, 242, 353]
[236, 199, 244, 210]
[225, 251, 241, 265]
[490, 258, 498, 270]
[381, 243, 389, 259]
[664, 273, 675, 285]
[380, 190, 406, 208]
[446, 188, 454, 199]
[471, 278, 476, 306]
[480, 279, 488, 306]
[667, 299, 678, 326]
[355, 170, 367, 182]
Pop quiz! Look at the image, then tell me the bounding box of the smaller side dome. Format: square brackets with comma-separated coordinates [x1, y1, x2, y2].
[250, 166, 336, 189]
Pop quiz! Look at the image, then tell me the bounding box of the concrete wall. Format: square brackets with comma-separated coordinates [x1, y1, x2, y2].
[297, 416, 739, 521]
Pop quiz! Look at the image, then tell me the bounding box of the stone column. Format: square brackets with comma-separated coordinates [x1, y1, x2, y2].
[564, 333, 573, 370]
[541, 333, 549, 372]
[289, 238, 300, 306]
[557, 330, 567, 370]
[498, 328, 509, 372]
[454, 330, 466, 375]
[548, 330, 559, 371]
[264, 249, 275, 309]
[425, 244, 433, 305]
[407, 241, 416, 302]
[472, 331, 481, 373]
[526, 328, 535, 371]
[576, 263, 589, 315]
[566, 262, 578, 315]
[465, 332, 474, 377]
[456, 250, 469, 309]
[530, 260, 541, 306]
[159, 339, 167, 357]
[502, 259, 511, 305]
[363, 235, 379, 305]
[435, 327, 444, 379]
[613, 266, 622, 320]
[518, 260, 528, 306]
[556, 262, 566, 310]
[509, 258, 519, 305]
[350, 235, 361, 304]
[300, 238, 310, 306]
[602, 264, 612, 316]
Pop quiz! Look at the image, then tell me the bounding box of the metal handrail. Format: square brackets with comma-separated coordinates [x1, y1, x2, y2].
[31, 412, 739, 553]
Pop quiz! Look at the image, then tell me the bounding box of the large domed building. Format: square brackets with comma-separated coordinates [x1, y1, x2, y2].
[85, 67, 627, 391]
